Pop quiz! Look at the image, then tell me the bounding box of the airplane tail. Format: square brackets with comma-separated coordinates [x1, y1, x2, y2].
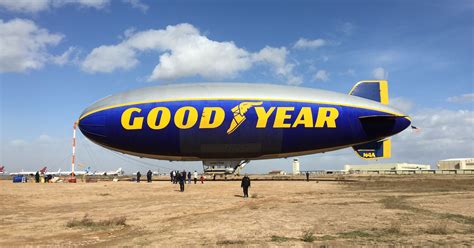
[0, 166, 4, 172]
[40, 167, 47, 173]
[353, 139, 391, 160]
[349, 80, 389, 105]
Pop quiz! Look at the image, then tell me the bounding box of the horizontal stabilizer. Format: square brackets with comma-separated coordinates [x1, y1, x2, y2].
[349, 80, 389, 104]
[353, 139, 391, 160]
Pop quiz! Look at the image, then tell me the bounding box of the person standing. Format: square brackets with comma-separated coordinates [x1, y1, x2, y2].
[200, 175, 205, 184]
[178, 172, 185, 192]
[182, 170, 187, 184]
[147, 170, 152, 183]
[136, 171, 141, 183]
[35, 171, 39, 183]
[241, 174, 251, 198]
[306, 171, 310, 182]
[193, 170, 198, 184]
[170, 171, 173, 182]
[187, 171, 191, 184]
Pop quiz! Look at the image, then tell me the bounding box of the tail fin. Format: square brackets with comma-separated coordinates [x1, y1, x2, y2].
[0, 166, 4, 172]
[349, 80, 389, 104]
[40, 167, 47, 173]
[353, 139, 391, 160]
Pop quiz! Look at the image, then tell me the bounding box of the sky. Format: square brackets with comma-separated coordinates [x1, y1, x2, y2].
[0, 0, 473, 174]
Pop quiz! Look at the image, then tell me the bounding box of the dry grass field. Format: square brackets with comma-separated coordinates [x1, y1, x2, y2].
[1, 175, 473, 247]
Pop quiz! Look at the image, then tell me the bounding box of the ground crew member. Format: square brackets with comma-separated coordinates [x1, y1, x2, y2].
[193, 170, 198, 184]
[241, 174, 251, 198]
[182, 170, 187, 184]
[187, 171, 191, 184]
[136, 171, 141, 183]
[35, 171, 40, 183]
[147, 170, 152, 183]
[200, 175, 205, 184]
[178, 172, 185, 192]
[306, 171, 310, 182]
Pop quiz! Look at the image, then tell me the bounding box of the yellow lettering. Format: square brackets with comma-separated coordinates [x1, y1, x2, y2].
[174, 106, 198, 129]
[255, 107, 275, 128]
[147, 107, 171, 130]
[121, 107, 143, 130]
[200, 107, 225, 128]
[363, 152, 376, 158]
[292, 107, 314, 128]
[274, 107, 294, 128]
[315, 107, 339, 128]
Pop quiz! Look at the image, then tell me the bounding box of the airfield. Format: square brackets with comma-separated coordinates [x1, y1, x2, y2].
[1, 175, 473, 247]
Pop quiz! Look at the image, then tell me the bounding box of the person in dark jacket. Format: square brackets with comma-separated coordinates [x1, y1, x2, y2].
[35, 171, 40, 183]
[187, 171, 191, 184]
[147, 170, 152, 183]
[177, 172, 185, 192]
[306, 171, 310, 182]
[170, 171, 173, 182]
[241, 174, 251, 198]
[182, 170, 187, 184]
[136, 171, 141, 183]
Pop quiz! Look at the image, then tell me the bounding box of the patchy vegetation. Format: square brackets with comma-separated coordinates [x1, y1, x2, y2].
[271, 235, 290, 242]
[350, 178, 474, 192]
[216, 240, 245, 245]
[301, 229, 316, 242]
[66, 214, 126, 229]
[425, 221, 449, 235]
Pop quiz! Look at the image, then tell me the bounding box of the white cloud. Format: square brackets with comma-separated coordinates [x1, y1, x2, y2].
[122, 0, 148, 13]
[0, 18, 64, 73]
[447, 93, 474, 103]
[52, 47, 77, 65]
[293, 38, 326, 49]
[82, 44, 138, 72]
[313, 70, 329, 82]
[390, 97, 414, 113]
[345, 68, 355, 76]
[38, 134, 53, 143]
[0, 0, 110, 13]
[390, 109, 474, 165]
[82, 23, 301, 85]
[10, 139, 27, 147]
[372, 67, 388, 79]
[339, 22, 355, 35]
[252, 46, 302, 85]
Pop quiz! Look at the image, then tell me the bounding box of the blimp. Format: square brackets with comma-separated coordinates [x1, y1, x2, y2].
[78, 80, 411, 173]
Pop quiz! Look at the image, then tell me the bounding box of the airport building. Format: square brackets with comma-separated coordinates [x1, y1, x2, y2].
[344, 163, 431, 172]
[269, 170, 286, 175]
[437, 158, 474, 170]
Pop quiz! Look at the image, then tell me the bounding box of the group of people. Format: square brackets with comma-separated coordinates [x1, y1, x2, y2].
[169, 170, 203, 192]
[134, 169, 252, 197]
[135, 170, 154, 183]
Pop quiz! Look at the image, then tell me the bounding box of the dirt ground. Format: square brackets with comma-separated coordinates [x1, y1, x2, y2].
[1, 175, 473, 247]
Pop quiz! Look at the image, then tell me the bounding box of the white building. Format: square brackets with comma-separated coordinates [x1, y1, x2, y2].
[437, 158, 474, 170]
[292, 158, 300, 175]
[344, 163, 431, 172]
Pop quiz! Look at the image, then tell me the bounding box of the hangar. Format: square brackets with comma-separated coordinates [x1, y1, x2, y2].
[344, 163, 431, 173]
[437, 158, 474, 170]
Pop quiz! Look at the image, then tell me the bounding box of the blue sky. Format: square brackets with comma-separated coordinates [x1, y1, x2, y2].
[1, 0, 473, 174]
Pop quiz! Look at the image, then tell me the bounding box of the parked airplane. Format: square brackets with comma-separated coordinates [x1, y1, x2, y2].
[78, 81, 411, 174]
[58, 166, 92, 176]
[92, 168, 124, 176]
[10, 166, 47, 176]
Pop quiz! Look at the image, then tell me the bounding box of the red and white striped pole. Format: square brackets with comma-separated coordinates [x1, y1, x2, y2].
[71, 121, 77, 177]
